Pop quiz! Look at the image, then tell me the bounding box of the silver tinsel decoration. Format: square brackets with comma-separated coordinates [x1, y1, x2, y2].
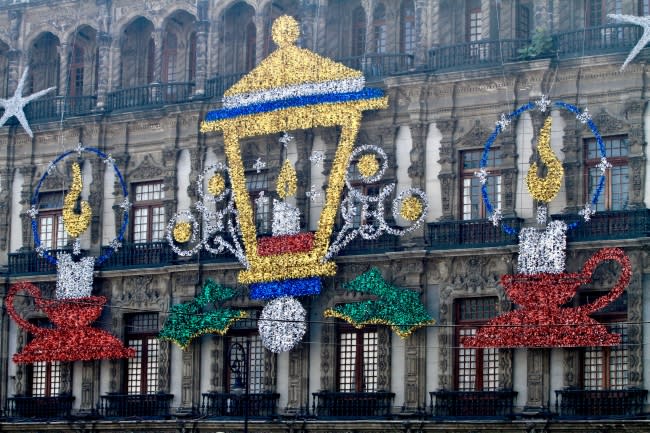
[103, 154, 115, 166]
[27, 205, 38, 218]
[518, 220, 567, 274]
[488, 208, 502, 226]
[597, 157, 612, 174]
[73, 238, 82, 256]
[535, 94, 551, 112]
[272, 199, 301, 236]
[279, 131, 294, 148]
[607, 14, 650, 71]
[253, 158, 266, 173]
[0, 67, 55, 137]
[258, 296, 307, 353]
[496, 113, 511, 130]
[536, 204, 548, 225]
[75, 142, 85, 155]
[306, 184, 322, 202]
[119, 198, 132, 210]
[474, 168, 489, 185]
[579, 203, 596, 222]
[576, 108, 591, 124]
[56, 253, 95, 299]
[309, 151, 324, 167]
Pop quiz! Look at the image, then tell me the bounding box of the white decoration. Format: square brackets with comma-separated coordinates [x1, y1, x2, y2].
[73, 238, 81, 256]
[496, 113, 511, 130]
[306, 184, 322, 202]
[350, 144, 388, 184]
[272, 199, 301, 236]
[253, 158, 266, 173]
[576, 108, 591, 124]
[255, 190, 269, 207]
[517, 220, 567, 274]
[474, 168, 489, 185]
[56, 253, 95, 299]
[75, 142, 85, 155]
[27, 205, 38, 218]
[309, 150, 324, 167]
[0, 67, 56, 137]
[47, 162, 56, 175]
[535, 94, 551, 112]
[536, 204, 548, 225]
[258, 296, 307, 353]
[608, 14, 650, 71]
[119, 198, 131, 210]
[109, 238, 122, 251]
[103, 154, 115, 166]
[597, 157, 612, 174]
[488, 208, 502, 226]
[579, 203, 596, 222]
[279, 131, 294, 148]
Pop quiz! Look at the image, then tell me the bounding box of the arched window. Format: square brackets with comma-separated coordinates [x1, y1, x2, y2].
[68, 44, 84, 97]
[351, 6, 366, 56]
[400, 0, 416, 55]
[29, 33, 60, 94]
[162, 32, 178, 82]
[0, 42, 9, 98]
[246, 22, 257, 71]
[373, 4, 387, 54]
[120, 17, 154, 87]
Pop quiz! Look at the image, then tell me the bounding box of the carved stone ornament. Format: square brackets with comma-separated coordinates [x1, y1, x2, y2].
[128, 154, 164, 182]
[455, 120, 491, 148]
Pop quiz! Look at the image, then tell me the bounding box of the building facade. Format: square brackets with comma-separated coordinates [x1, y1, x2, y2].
[1, 0, 650, 432]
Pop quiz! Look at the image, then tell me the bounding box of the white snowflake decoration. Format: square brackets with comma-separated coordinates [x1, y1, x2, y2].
[474, 168, 489, 185]
[576, 108, 591, 124]
[253, 157, 266, 173]
[579, 203, 596, 222]
[309, 150, 324, 167]
[488, 208, 502, 226]
[306, 184, 322, 202]
[597, 157, 612, 174]
[496, 113, 511, 130]
[535, 94, 551, 112]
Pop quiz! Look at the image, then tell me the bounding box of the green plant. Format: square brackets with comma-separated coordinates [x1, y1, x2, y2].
[518, 28, 554, 60]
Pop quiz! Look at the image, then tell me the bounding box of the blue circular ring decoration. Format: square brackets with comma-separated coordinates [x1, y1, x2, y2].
[481, 100, 606, 235]
[31, 146, 129, 266]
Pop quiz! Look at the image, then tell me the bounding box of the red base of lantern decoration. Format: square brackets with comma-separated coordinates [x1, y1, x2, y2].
[463, 248, 631, 348]
[7, 282, 135, 363]
[257, 232, 314, 256]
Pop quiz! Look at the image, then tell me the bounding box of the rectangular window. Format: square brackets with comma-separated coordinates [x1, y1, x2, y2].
[246, 171, 271, 235]
[125, 313, 159, 395]
[455, 297, 499, 391]
[516, 3, 530, 40]
[132, 182, 165, 242]
[226, 311, 268, 394]
[586, 0, 604, 27]
[28, 318, 63, 397]
[38, 192, 68, 249]
[585, 136, 628, 211]
[337, 324, 378, 392]
[462, 149, 502, 220]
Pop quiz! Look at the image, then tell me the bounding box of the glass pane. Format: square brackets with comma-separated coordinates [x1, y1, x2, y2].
[229, 335, 265, 393]
[457, 328, 477, 391]
[39, 215, 54, 249]
[151, 206, 165, 241]
[56, 215, 68, 248]
[133, 208, 149, 242]
[363, 331, 378, 392]
[127, 339, 143, 394]
[338, 332, 357, 392]
[146, 338, 159, 393]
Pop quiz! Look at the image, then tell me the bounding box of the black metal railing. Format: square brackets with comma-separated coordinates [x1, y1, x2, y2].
[312, 391, 394, 418]
[6, 394, 75, 418]
[555, 388, 647, 418]
[98, 393, 174, 418]
[106, 82, 194, 111]
[205, 72, 247, 99]
[428, 39, 530, 71]
[552, 209, 650, 242]
[98, 241, 174, 269]
[8, 248, 81, 275]
[25, 95, 97, 121]
[337, 53, 414, 81]
[430, 390, 517, 418]
[339, 234, 401, 255]
[201, 392, 280, 417]
[553, 23, 642, 58]
[427, 217, 522, 249]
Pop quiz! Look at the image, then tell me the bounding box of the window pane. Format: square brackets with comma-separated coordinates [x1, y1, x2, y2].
[609, 323, 628, 390]
[151, 206, 165, 241]
[32, 362, 47, 397]
[127, 339, 143, 394]
[146, 338, 159, 393]
[363, 331, 378, 392]
[228, 335, 265, 393]
[133, 208, 149, 242]
[39, 215, 54, 249]
[56, 215, 68, 248]
[338, 332, 357, 392]
[458, 328, 477, 391]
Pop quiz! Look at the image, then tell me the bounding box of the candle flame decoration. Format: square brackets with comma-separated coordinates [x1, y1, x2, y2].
[62, 162, 93, 238]
[526, 116, 564, 203]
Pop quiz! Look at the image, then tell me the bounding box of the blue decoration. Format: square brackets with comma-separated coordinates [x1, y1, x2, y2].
[250, 277, 322, 300]
[205, 88, 385, 122]
[31, 147, 129, 266]
[480, 100, 606, 234]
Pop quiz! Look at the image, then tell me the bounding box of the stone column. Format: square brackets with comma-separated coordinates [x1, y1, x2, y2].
[58, 42, 70, 96]
[408, 122, 427, 189]
[6, 49, 22, 94]
[254, 13, 265, 66]
[95, 33, 112, 108]
[194, 20, 209, 96]
[152, 28, 164, 84]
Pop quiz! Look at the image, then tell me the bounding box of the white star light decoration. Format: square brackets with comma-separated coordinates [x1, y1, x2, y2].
[306, 184, 322, 202]
[488, 208, 502, 226]
[474, 168, 489, 185]
[0, 67, 56, 137]
[535, 95, 551, 112]
[309, 150, 324, 167]
[576, 108, 591, 124]
[597, 157, 612, 174]
[253, 157, 266, 173]
[579, 203, 596, 222]
[279, 131, 294, 148]
[608, 14, 650, 71]
[496, 113, 511, 130]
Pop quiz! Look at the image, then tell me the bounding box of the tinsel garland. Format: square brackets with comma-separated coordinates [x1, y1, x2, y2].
[276, 160, 298, 199]
[56, 253, 95, 299]
[463, 248, 631, 348]
[249, 277, 322, 300]
[257, 232, 314, 256]
[357, 154, 380, 178]
[7, 281, 134, 363]
[526, 116, 563, 203]
[258, 296, 307, 353]
[158, 279, 247, 350]
[62, 162, 92, 238]
[323, 268, 434, 338]
[518, 220, 567, 274]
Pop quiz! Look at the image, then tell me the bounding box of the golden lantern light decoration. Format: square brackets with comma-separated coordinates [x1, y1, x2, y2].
[168, 15, 428, 352]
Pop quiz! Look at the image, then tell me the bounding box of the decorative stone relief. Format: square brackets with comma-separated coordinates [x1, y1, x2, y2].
[128, 154, 164, 182]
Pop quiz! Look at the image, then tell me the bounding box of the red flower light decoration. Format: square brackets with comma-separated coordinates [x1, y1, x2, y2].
[6, 281, 134, 363]
[463, 248, 631, 348]
[257, 232, 314, 256]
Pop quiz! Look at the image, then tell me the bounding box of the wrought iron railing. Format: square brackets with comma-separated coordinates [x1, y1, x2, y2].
[6, 394, 75, 418]
[312, 391, 395, 418]
[430, 390, 517, 418]
[428, 39, 530, 71]
[25, 95, 97, 121]
[339, 234, 401, 255]
[553, 23, 642, 58]
[427, 217, 522, 249]
[98, 393, 174, 418]
[555, 388, 647, 418]
[337, 53, 414, 81]
[98, 241, 174, 269]
[552, 209, 650, 242]
[201, 392, 280, 417]
[205, 72, 247, 99]
[106, 82, 194, 111]
[8, 248, 80, 275]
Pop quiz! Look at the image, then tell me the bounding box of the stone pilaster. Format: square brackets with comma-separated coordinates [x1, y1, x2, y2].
[95, 33, 112, 108]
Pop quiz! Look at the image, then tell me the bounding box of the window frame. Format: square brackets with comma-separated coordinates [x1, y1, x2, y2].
[124, 313, 160, 395]
[583, 135, 629, 212]
[351, 6, 367, 57]
[400, 0, 416, 55]
[224, 311, 267, 394]
[460, 148, 502, 220]
[27, 318, 63, 397]
[336, 322, 379, 393]
[372, 3, 387, 54]
[131, 181, 165, 243]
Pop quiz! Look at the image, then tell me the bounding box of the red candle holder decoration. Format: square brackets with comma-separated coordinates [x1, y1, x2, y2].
[463, 248, 631, 348]
[6, 281, 134, 363]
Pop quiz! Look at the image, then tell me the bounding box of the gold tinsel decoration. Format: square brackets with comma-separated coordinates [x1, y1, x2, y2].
[527, 116, 564, 203]
[357, 154, 380, 178]
[62, 162, 92, 238]
[276, 159, 298, 199]
[400, 196, 423, 222]
[207, 173, 226, 196]
[173, 221, 192, 243]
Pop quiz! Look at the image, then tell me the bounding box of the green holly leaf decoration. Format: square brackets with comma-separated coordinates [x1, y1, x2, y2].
[324, 267, 434, 338]
[158, 279, 246, 350]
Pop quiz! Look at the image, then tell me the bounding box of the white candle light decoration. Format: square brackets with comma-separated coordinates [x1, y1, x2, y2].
[56, 253, 96, 299]
[517, 220, 567, 274]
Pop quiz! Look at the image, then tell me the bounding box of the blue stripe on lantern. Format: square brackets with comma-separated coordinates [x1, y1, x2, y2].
[249, 277, 322, 300]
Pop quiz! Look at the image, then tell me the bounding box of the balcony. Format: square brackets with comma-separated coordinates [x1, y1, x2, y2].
[6, 394, 75, 418]
[553, 23, 642, 58]
[336, 53, 414, 81]
[552, 209, 650, 242]
[427, 217, 522, 250]
[25, 95, 97, 122]
[338, 234, 401, 256]
[555, 388, 647, 418]
[311, 391, 395, 418]
[201, 392, 280, 418]
[98, 393, 174, 418]
[206, 72, 247, 100]
[98, 241, 174, 270]
[428, 39, 530, 72]
[106, 82, 195, 111]
[8, 248, 80, 275]
[430, 390, 517, 419]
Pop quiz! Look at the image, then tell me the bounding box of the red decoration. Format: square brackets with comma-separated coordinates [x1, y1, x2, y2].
[463, 248, 631, 348]
[257, 232, 314, 256]
[6, 281, 134, 363]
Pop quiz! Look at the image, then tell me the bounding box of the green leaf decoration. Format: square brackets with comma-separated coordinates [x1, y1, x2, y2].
[158, 279, 246, 350]
[324, 267, 435, 338]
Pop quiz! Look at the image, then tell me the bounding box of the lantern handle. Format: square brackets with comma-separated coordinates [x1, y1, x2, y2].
[5, 282, 44, 335]
[577, 248, 631, 315]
